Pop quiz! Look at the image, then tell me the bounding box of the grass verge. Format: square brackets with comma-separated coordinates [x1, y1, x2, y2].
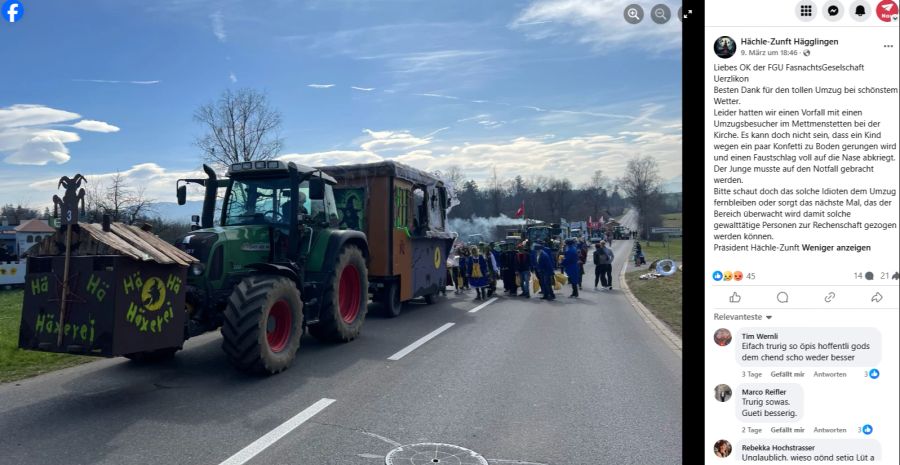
[0, 290, 92, 383]
[623, 237, 683, 337]
[625, 268, 682, 337]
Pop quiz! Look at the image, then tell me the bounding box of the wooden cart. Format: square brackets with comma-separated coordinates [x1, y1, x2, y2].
[320, 161, 456, 317]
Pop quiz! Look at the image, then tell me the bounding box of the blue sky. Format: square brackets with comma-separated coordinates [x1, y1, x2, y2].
[1, 0, 682, 208]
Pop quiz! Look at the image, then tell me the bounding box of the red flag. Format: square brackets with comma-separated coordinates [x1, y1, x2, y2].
[514, 201, 525, 218]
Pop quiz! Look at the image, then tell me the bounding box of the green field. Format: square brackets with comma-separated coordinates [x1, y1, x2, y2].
[625, 268, 682, 337]
[634, 237, 682, 262]
[660, 213, 682, 228]
[0, 290, 92, 383]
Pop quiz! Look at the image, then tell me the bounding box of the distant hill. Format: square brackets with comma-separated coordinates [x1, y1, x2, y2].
[148, 201, 204, 223]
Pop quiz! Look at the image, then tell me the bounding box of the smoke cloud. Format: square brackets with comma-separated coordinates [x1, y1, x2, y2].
[449, 214, 526, 243]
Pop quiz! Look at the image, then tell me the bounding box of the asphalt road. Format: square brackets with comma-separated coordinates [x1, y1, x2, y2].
[0, 210, 682, 464]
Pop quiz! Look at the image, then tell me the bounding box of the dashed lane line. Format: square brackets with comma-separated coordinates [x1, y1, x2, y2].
[468, 297, 498, 313]
[387, 323, 455, 361]
[218, 398, 336, 465]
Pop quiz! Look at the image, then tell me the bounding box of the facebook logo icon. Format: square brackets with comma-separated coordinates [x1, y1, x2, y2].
[3, 0, 23, 23]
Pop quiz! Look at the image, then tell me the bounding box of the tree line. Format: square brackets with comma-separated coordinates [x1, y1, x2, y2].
[445, 157, 680, 239]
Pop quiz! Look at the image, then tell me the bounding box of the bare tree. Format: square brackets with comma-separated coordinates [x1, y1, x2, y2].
[444, 166, 465, 188]
[194, 88, 283, 169]
[582, 169, 608, 217]
[487, 166, 503, 217]
[0, 204, 40, 223]
[545, 178, 572, 221]
[88, 173, 155, 224]
[125, 186, 154, 224]
[620, 156, 662, 238]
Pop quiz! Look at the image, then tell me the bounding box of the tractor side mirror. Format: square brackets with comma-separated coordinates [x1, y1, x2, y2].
[177, 185, 187, 205]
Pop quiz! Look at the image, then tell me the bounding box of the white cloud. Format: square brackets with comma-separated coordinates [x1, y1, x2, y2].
[1, 104, 119, 165]
[0, 129, 80, 151]
[229, 72, 238, 83]
[351, 86, 374, 91]
[457, 114, 490, 123]
[72, 120, 120, 133]
[510, 0, 681, 53]
[360, 129, 431, 152]
[4, 134, 71, 165]
[30, 163, 205, 202]
[477, 120, 505, 129]
[210, 11, 226, 42]
[423, 127, 450, 138]
[361, 49, 506, 77]
[308, 83, 335, 89]
[279, 150, 384, 167]
[415, 93, 459, 100]
[0, 104, 80, 128]
[73, 79, 161, 85]
[285, 126, 680, 187]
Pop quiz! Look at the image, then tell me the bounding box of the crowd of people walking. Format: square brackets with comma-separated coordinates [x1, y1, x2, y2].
[446, 236, 619, 301]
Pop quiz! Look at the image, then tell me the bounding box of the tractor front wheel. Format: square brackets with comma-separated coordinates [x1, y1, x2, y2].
[221, 275, 303, 374]
[309, 245, 368, 342]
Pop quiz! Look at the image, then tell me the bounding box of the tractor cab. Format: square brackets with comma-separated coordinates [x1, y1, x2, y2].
[222, 161, 338, 229]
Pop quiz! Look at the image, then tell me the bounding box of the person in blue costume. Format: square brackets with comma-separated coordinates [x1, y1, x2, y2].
[468, 246, 490, 300]
[536, 242, 556, 300]
[562, 238, 581, 298]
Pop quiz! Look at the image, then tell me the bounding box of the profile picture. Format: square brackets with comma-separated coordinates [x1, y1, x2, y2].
[714, 36, 737, 59]
[714, 328, 732, 346]
[714, 439, 732, 458]
[714, 384, 732, 402]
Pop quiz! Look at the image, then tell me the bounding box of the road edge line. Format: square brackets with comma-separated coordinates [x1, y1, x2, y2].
[387, 322, 455, 361]
[619, 255, 683, 358]
[218, 397, 336, 465]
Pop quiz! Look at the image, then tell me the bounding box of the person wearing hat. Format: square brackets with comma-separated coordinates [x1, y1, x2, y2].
[561, 238, 581, 297]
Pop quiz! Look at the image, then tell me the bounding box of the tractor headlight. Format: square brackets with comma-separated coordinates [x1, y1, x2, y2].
[190, 263, 206, 276]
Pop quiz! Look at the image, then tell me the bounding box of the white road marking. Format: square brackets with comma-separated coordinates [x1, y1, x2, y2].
[218, 398, 336, 465]
[487, 459, 549, 465]
[387, 323, 455, 361]
[360, 431, 403, 447]
[468, 297, 498, 313]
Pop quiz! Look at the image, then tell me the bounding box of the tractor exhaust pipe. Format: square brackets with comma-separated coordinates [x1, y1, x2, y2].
[201, 164, 217, 229]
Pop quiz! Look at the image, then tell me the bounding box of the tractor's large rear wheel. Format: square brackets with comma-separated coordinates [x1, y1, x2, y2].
[309, 245, 368, 342]
[222, 275, 303, 374]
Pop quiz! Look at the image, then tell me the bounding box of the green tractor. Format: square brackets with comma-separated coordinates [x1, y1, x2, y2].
[174, 161, 369, 374]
